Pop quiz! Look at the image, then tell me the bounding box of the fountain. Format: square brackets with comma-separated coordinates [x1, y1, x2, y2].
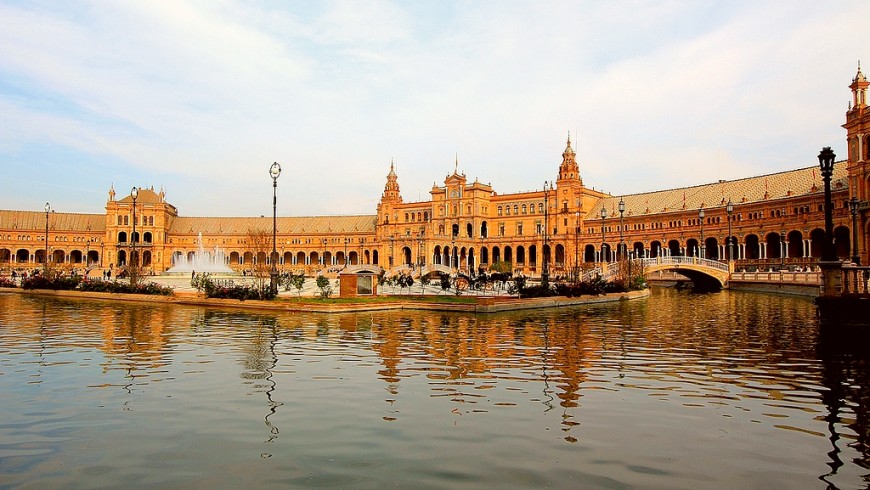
[166, 232, 233, 273]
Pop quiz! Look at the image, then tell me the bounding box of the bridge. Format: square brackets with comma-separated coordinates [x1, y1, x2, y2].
[638, 256, 731, 290]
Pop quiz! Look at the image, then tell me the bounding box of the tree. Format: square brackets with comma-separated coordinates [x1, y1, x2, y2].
[247, 228, 272, 298]
[315, 275, 333, 299]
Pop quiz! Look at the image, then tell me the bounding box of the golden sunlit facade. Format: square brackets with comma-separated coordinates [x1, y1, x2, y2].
[1, 67, 868, 277]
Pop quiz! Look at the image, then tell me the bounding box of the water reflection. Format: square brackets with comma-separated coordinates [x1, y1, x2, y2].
[2, 289, 870, 488]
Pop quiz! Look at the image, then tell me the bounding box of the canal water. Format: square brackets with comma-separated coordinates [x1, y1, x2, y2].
[0, 289, 867, 489]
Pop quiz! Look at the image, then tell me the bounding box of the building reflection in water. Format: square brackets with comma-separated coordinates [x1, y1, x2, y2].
[7, 290, 870, 485]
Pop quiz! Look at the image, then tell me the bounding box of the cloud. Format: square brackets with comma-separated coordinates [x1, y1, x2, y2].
[0, 0, 868, 216]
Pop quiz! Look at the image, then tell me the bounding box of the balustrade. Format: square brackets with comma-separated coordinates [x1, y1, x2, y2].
[841, 266, 870, 295]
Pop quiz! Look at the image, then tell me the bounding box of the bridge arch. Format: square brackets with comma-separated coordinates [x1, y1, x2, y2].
[641, 257, 729, 291]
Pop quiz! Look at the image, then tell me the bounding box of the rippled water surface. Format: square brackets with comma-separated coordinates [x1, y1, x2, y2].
[1, 289, 869, 489]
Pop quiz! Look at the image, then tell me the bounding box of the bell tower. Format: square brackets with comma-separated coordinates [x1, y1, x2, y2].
[844, 62, 870, 264]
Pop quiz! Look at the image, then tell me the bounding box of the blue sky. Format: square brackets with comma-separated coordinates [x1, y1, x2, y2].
[0, 1, 867, 217]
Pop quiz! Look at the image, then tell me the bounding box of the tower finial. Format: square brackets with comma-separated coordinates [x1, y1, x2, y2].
[567, 131, 571, 146]
[454, 153, 458, 174]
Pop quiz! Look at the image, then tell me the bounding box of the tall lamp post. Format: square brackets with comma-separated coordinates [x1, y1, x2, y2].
[542, 181, 551, 287]
[698, 207, 705, 259]
[131, 186, 138, 283]
[726, 199, 734, 263]
[269, 162, 281, 295]
[574, 210, 580, 283]
[44, 202, 50, 273]
[850, 196, 861, 264]
[818, 146, 840, 297]
[600, 206, 607, 263]
[618, 198, 625, 261]
[819, 147, 837, 262]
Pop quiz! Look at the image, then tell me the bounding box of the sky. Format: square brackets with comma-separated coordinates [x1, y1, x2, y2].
[1, 0, 867, 218]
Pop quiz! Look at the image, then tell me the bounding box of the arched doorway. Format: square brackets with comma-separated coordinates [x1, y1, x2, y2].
[584, 244, 596, 263]
[744, 235, 760, 260]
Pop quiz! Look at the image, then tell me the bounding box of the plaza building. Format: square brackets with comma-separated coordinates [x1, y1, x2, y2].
[1, 66, 868, 278]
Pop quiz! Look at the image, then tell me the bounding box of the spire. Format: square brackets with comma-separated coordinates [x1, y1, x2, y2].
[851, 60, 869, 109]
[382, 159, 402, 203]
[108, 183, 116, 202]
[454, 153, 459, 175]
[559, 132, 580, 181]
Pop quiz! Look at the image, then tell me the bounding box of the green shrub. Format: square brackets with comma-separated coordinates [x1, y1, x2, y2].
[22, 275, 82, 290]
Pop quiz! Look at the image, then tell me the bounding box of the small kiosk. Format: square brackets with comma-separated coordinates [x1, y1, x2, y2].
[338, 266, 381, 298]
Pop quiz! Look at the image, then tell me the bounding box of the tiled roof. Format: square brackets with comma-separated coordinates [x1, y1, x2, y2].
[168, 215, 377, 235]
[118, 187, 163, 204]
[587, 161, 848, 219]
[0, 210, 105, 232]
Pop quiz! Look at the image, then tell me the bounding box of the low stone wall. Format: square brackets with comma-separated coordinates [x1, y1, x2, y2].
[726, 280, 819, 297]
[4, 287, 651, 314]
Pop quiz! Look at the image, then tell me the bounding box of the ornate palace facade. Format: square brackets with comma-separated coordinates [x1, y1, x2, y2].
[1, 66, 868, 276]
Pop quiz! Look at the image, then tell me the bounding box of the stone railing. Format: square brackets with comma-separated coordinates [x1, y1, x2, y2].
[841, 266, 870, 295]
[730, 271, 821, 285]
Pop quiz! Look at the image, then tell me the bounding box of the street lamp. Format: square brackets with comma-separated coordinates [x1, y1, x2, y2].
[818, 147, 837, 262]
[44, 202, 50, 273]
[343, 237, 350, 269]
[600, 206, 607, 262]
[850, 196, 861, 264]
[618, 197, 625, 261]
[542, 181, 551, 287]
[269, 162, 281, 295]
[574, 210, 580, 283]
[726, 199, 734, 263]
[698, 207, 705, 259]
[131, 186, 138, 283]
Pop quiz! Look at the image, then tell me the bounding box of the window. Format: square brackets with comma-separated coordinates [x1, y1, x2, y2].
[517, 223, 523, 235]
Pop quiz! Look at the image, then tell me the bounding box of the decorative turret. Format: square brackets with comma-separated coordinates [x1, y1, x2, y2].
[558, 133, 581, 181]
[851, 61, 869, 111]
[382, 160, 402, 203]
[108, 184, 116, 202]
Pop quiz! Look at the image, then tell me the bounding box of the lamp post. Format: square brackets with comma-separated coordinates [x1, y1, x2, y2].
[618, 198, 625, 261]
[698, 207, 705, 259]
[542, 181, 551, 287]
[818, 147, 840, 297]
[343, 237, 349, 269]
[44, 202, 50, 273]
[600, 206, 607, 263]
[819, 147, 837, 261]
[100, 240, 104, 268]
[269, 162, 281, 295]
[726, 199, 734, 263]
[574, 210, 580, 283]
[850, 196, 861, 264]
[131, 186, 138, 284]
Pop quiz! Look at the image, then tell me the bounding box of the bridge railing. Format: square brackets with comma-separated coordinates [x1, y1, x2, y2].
[730, 270, 821, 285]
[640, 256, 730, 272]
[842, 265, 870, 295]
